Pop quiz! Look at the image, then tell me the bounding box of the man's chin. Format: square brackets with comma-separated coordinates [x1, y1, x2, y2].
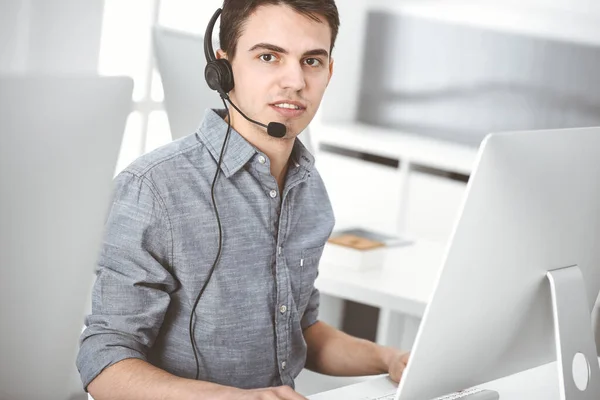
[282, 116, 313, 132]
[282, 123, 312, 140]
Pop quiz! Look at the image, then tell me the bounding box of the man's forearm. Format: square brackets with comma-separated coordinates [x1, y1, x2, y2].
[87, 358, 240, 400]
[303, 321, 401, 377]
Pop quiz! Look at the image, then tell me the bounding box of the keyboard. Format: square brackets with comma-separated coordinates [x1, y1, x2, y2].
[373, 387, 495, 400]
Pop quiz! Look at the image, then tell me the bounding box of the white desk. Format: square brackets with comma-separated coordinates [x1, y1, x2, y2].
[308, 358, 600, 399]
[315, 239, 446, 348]
[316, 240, 445, 317]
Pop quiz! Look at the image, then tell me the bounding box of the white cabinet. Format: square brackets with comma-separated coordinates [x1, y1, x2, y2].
[404, 170, 467, 243]
[316, 151, 403, 236]
[312, 121, 476, 242]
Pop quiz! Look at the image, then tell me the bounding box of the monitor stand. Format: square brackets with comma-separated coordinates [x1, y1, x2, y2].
[547, 266, 600, 400]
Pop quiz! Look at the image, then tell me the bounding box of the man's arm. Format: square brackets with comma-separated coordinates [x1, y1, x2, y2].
[76, 172, 177, 391]
[88, 359, 236, 400]
[304, 320, 410, 382]
[89, 359, 308, 400]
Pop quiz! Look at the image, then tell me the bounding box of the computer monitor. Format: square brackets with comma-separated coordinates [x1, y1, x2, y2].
[152, 26, 315, 152]
[0, 75, 133, 400]
[395, 127, 600, 399]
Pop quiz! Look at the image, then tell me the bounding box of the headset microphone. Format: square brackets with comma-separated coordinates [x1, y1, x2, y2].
[204, 8, 287, 138]
[222, 94, 287, 138]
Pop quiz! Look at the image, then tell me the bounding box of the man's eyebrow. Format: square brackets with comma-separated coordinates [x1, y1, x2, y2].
[249, 43, 288, 54]
[248, 43, 330, 58]
[302, 49, 329, 58]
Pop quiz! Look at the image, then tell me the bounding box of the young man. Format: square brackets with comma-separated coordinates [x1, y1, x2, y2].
[77, 1, 410, 399]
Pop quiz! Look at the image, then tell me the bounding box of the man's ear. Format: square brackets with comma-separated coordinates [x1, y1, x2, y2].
[327, 58, 334, 86]
[216, 49, 228, 60]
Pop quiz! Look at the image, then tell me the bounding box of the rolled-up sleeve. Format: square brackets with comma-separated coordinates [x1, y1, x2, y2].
[76, 171, 177, 390]
[301, 286, 320, 330]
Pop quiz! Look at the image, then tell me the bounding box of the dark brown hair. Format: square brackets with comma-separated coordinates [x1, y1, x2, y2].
[219, 0, 340, 60]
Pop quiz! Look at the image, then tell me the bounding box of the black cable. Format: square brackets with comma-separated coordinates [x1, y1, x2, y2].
[222, 93, 268, 130]
[189, 97, 232, 380]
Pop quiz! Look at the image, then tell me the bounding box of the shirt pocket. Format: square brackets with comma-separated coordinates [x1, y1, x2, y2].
[287, 244, 325, 313]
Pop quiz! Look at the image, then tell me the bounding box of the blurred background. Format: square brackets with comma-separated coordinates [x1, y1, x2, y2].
[2, 0, 600, 398]
[0, 0, 600, 168]
[4, 0, 600, 171]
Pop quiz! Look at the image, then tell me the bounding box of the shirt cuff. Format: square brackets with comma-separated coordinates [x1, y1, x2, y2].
[76, 332, 148, 391]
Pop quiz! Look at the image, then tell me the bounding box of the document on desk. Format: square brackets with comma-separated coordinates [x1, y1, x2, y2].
[331, 228, 414, 247]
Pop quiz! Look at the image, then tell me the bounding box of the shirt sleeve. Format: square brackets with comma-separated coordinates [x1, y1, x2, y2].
[76, 171, 177, 390]
[301, 286, 320, 330]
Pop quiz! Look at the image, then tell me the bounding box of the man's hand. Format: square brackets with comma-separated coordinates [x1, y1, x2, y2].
[387, 351, 411, 383]
[233, 385, 308, 400]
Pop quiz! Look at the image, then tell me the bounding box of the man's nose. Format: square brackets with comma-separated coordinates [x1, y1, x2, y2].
[280, 61, 306, 92]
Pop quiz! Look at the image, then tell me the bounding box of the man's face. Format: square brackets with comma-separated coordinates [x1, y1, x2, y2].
[220, 4, 334, 138]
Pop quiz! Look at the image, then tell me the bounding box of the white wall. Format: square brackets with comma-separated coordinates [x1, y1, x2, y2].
[28, 0, 104, 73]
[0, 0, 104, 74]
[316, 0, 370, 124]
[0, 0, 29, 72]
[316, 0, 600, 126]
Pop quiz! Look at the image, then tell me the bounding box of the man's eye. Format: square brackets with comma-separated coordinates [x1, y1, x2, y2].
[304, 58, 322, 67]
[259, 54, 276, 62]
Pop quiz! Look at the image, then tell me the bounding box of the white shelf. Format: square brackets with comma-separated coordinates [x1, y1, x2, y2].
[311, 121, 478, 175]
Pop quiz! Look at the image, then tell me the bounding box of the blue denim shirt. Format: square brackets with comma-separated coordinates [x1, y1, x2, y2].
[76, 109, 335, 390]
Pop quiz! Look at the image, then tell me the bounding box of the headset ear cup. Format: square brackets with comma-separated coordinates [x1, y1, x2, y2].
[217, 59, 234, 94]
[204, 60, 235, 95]
[205, 62, 223, 93]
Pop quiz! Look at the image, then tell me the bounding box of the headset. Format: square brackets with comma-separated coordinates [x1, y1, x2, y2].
[204, 9, 235, 97]
[188, 8, 288, 381]
[204, 8, 287, 139]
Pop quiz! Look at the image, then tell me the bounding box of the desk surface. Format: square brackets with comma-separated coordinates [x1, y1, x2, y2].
[308, 358, 600, 399]
[315, 240, 446, 317]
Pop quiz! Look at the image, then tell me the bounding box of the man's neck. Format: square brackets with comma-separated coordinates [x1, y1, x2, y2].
[226, 111, 295, 194]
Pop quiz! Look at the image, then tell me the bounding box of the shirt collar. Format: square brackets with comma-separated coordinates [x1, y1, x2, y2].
[196, 109, 257, 178]
[290, 134, 315, 172]
[196, 108, 315, 177]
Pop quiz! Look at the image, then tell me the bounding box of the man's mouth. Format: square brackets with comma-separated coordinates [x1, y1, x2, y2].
[273, 103, 302, 110]
[269, 101, 307, 118]
[270, 100, 306, 111]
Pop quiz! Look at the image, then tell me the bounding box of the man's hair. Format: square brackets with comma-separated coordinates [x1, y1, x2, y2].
[219, 0, 340, 60]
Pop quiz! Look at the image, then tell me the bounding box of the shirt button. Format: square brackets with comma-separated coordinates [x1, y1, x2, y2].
[258, 155, 266, 164]
[279, 305, 287, 314]
[281, 361, 286, 370]
[269, 190, 277, 198]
